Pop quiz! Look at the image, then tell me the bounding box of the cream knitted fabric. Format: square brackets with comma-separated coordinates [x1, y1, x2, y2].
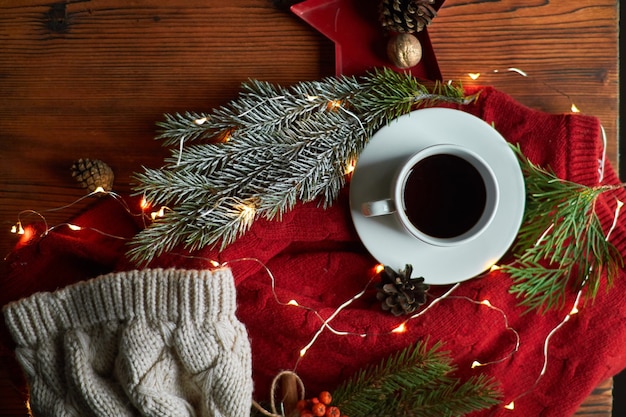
[3, 268, 253, 417]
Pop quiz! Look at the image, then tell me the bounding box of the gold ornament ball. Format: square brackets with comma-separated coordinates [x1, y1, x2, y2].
[386, 33, 422, 69]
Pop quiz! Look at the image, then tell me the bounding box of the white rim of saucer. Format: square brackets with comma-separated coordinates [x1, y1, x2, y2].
[349, 108, 526, 285]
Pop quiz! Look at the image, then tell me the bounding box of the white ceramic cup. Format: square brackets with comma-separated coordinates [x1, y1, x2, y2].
[361, 144, 499, 247]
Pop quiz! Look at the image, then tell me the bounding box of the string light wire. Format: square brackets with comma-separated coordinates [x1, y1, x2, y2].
[499, 130, 617, 411]
[503, 287, 583, 410]
[7, 73, 620, 413]
[446, 296, 521, 369]
[168, 254, 518, 376]
[9, 190, 606, 415]
[467, 66, 610, 181]
[9, 189, 149, 249]
[293, 275, 375, 371]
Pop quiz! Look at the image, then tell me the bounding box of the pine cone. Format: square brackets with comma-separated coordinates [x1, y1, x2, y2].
[379, 0, 437, 33]
[376, 264, 429, 316]
[71, 158, 114, 192]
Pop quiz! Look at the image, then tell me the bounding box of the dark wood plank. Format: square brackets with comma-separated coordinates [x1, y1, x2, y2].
[576, 378, 614, 416]
[0, 0, 334, 259]
[428, 0, 619, 167]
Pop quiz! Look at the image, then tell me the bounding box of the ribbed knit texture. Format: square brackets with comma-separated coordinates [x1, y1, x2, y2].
[3, 268, 253, 417]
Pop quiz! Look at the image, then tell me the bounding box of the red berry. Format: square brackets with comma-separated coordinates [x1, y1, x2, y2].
[318, 391, 332, 405]
[325, 406, 340, 417]
[312, 402, 326, 417]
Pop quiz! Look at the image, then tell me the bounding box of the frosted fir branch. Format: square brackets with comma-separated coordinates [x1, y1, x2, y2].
[154, 69, 469, 148]
[128, 69, 474, 264]
[134, 168, 220, 206]
[138, 111, 362, 210]
[155, 76, 362, 147]
[156, 111, 214, 144]
[127, 197, 257, 263]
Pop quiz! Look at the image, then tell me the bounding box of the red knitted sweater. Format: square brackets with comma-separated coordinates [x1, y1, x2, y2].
[2, 87, 625, 416]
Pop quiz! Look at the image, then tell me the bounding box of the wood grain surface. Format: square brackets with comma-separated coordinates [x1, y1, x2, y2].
[0, 0, 618, 415]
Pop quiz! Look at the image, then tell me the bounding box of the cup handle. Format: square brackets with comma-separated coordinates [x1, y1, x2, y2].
[361, 199, 396, 217]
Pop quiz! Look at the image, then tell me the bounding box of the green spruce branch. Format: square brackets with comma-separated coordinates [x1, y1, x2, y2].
[331, 341, 501, 417]
[128, 69, 475, 264]
[502, 145, 623, 312]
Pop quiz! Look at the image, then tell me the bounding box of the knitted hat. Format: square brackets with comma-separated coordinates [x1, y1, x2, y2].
[3, 268, 253, 417]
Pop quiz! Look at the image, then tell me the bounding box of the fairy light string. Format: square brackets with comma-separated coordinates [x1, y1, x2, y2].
[8, 187, 623, 414]
[3, 187, 566, 409]
[502, 286, 584, 411]
[445, 297, 521, 369]
[293, 275, 376, 371]
[497, 154, 622, 412]
[6, 70, 622, 415]
[213, 192, 622, 413]
[7, 188, 160, 256]
[173, 253, 519, 377]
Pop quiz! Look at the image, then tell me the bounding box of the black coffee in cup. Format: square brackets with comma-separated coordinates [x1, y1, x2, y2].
[402, 154, 487, 239]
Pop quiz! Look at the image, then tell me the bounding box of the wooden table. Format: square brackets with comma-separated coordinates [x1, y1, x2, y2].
[0, 0, 618, 415]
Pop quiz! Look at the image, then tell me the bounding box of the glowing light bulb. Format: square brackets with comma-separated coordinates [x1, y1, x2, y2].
[67, 224, 82, 231]
[140, 197, 150, 210]
[471, 361, 484, 369]
[480, 300, 493, 307]
[11, 222, 25, 235]
[209, 260, 221, 268]
[504, 402, 515, 410]
[151, 207, 166, 220]
[569, 306, 579, 315]
[287, 300, 299, 306]
[299, 348, 308, 357]
[570, 103, 580, 113]
[345, 160, 356, 175]
[489, 264, 501, 272]
[374, 264, 385, 274]
[194, 117, 208, 125]
[326, 100, 342, 112]
[18, 226, 34, 243]
[468, 73, 481, 80]
[237, 203, 256, 223]
[219, 129, 233, 143]
[392, 323, 407, 333]
[94, 186, 106, 194]
[617, 200, 624, 209]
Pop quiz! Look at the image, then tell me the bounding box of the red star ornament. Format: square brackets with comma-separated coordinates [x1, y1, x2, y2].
[291, 0, 445, 80]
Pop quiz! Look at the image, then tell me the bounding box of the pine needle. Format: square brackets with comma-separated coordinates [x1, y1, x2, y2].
[332, 341, 501, 417]
[502, 145, 623, 312]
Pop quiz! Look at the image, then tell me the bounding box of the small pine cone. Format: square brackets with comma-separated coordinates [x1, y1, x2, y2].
[376, 264, 429, 316]
[379, 0, 437, 33]
[71, 158, 114, 192]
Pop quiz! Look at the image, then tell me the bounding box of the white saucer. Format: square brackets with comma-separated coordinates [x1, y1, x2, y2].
[349, 108, 525, 285]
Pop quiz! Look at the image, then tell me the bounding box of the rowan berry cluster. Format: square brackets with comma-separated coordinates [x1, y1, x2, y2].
[296, 391, 345, 417]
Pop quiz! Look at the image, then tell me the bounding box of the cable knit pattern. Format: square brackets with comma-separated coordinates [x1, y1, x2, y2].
[2, 268, 252, 417]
